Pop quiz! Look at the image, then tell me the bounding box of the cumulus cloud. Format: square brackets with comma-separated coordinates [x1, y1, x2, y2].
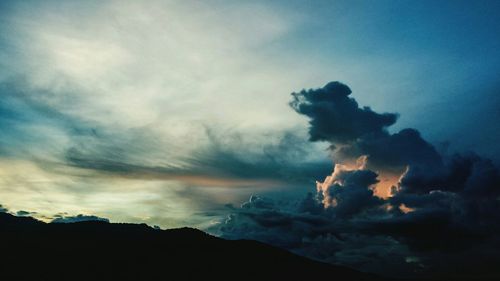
[215, 81, 500, 278]
[290, 81, 398, 143]
[291, 82, 445, 198]
[316, 161, 383, 217]
[334, 128, 443, 172]
[399, 153, 500, 197]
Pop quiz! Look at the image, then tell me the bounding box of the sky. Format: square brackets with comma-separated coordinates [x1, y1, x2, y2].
[1, 0, 500, 278]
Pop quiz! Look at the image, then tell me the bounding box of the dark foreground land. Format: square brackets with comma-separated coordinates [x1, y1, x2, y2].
[0, 212, 385, 281]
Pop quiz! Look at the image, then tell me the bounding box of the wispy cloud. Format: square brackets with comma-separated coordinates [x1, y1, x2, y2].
[0, 0, 329, 226]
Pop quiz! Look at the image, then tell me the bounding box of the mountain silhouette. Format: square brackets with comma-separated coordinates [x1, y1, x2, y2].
[0, 212, 388, 281]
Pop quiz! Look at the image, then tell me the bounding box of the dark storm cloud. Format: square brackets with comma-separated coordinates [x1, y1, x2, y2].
[290, 82, 398, 143]
[215, 194, 416, 275]
[384, 154, 500, 253]
[216, 81, 500, 278]
[218, 195, 340, 249]
[334, 128, 443, 171]
[290, 82, 443, 172]
[399, 152, 500, 196]
[218, 175, 500, 276]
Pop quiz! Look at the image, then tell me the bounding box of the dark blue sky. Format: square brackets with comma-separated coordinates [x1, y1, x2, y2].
[271, 0, 500, 161]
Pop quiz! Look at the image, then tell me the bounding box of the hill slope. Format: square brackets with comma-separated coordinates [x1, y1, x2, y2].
[0, 212, 385, 281]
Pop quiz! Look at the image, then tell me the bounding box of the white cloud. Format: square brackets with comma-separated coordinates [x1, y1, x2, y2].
[0, 0, 328, 226]
[3, 0, 309, 131]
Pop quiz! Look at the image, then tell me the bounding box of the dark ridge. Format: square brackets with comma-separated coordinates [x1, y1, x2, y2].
[0, 212, 389, 281]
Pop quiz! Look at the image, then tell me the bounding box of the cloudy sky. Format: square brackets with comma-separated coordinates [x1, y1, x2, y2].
[1, 0, 500, 278]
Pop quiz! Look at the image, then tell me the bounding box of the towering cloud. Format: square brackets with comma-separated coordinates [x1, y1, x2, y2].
[217, 81, 500, 278]
[291, 82, 445, 198]
[290, 81, 398, 143]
